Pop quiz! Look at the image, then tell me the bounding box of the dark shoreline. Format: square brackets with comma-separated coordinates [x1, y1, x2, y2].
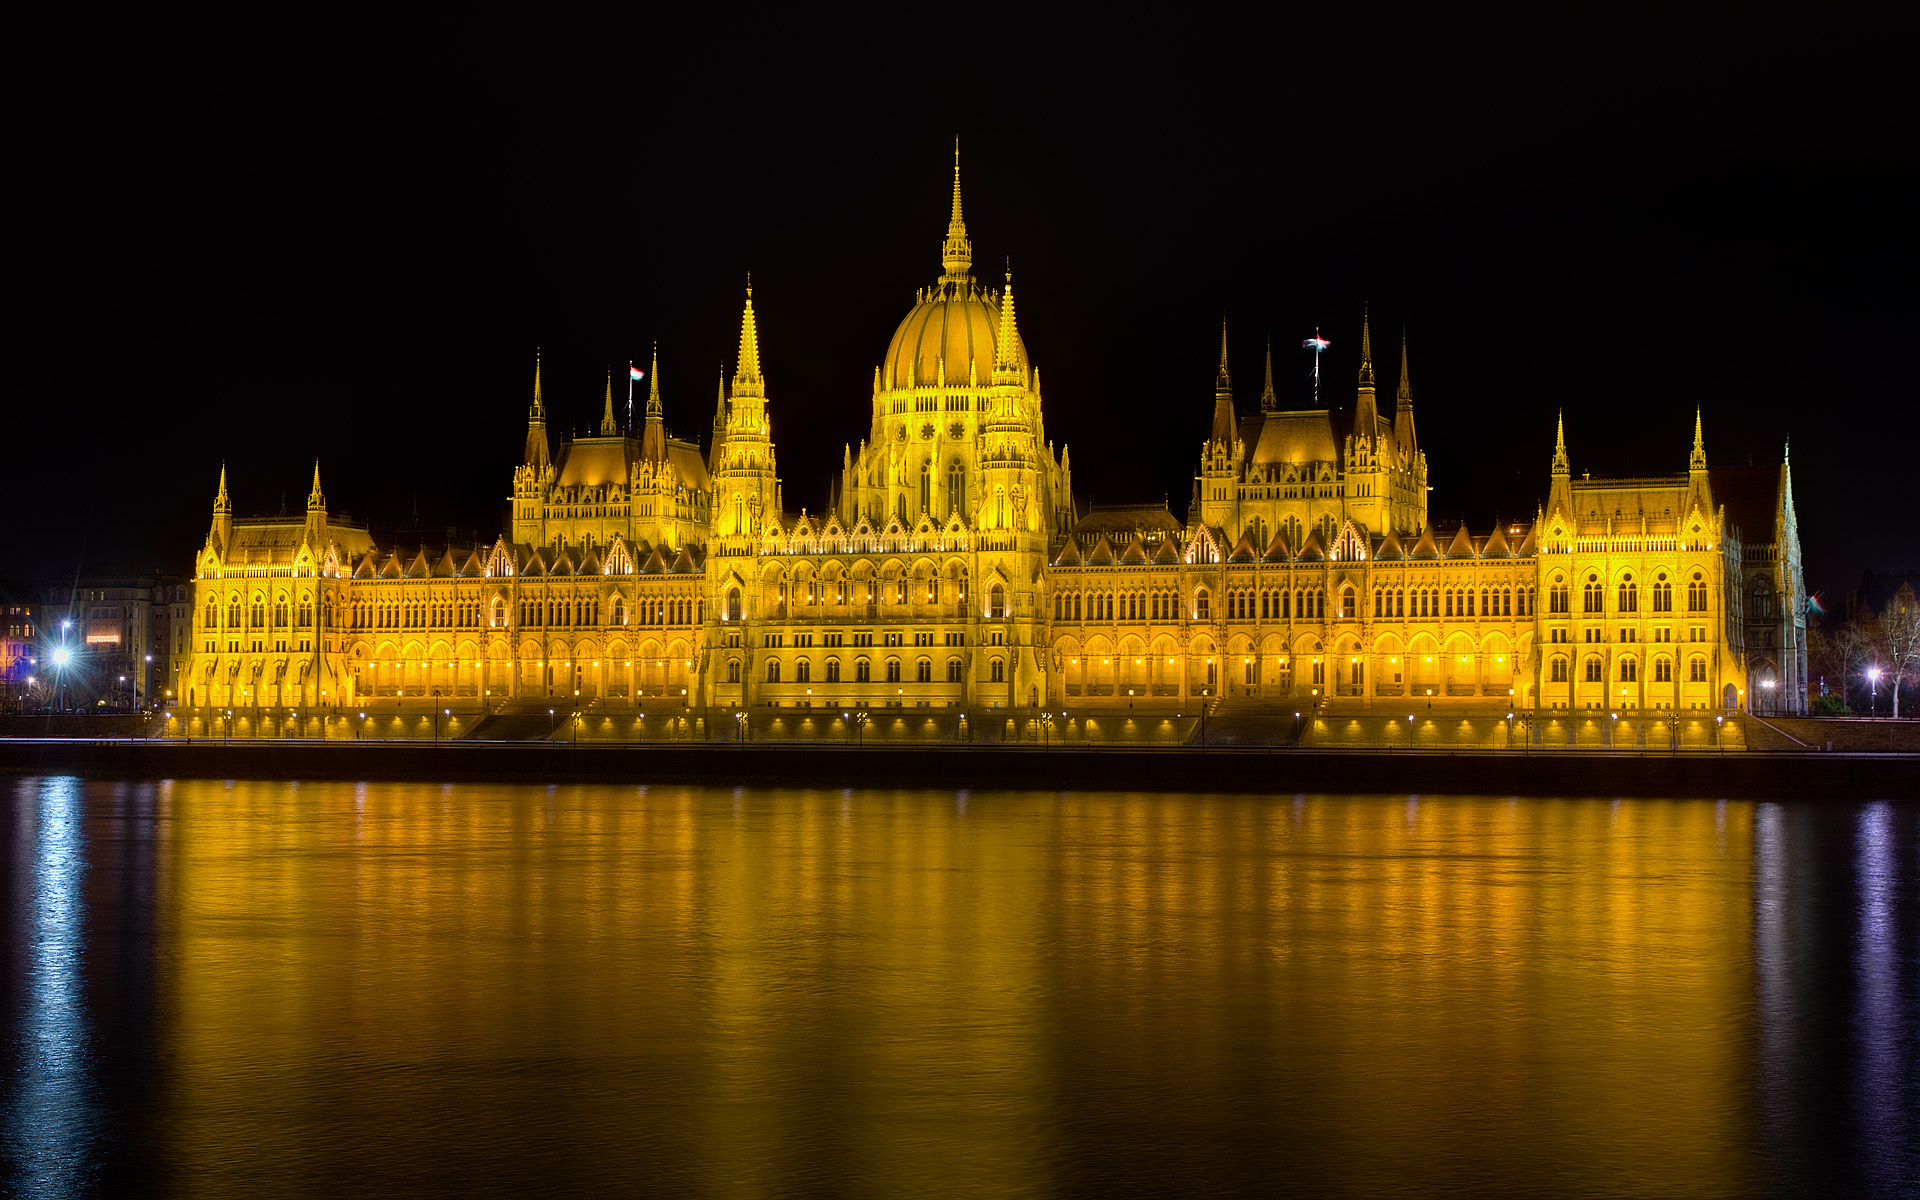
[1, 740, 1913, 799]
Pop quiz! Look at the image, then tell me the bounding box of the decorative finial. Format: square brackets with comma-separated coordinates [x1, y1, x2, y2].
[1690, 406, 1707, 470]
[308, 460, 324, 508]
[1553, 409, 1570, 474]
[530, 348, 546, 419]
[599, 369, 618, 436]
[733, 287, 764, 397]
[647, 343, 661, 417]
[940, 143, 972, 281]
[993, 265, 1023, 383]
[1215, 320, 1231, 395]
[215, 460, 229, 506]
[1260, 335, 1277, 410]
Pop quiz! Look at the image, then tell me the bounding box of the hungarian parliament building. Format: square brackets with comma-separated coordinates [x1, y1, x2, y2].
[179, 154, 1808, 723]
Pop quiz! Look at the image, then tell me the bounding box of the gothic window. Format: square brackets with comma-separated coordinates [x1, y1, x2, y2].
[250, 595, 265, 627]
[1444, 589, 1453, 618]
[1395, 589, 1405, 618]
[1373, 590, 1383, 618]
[916, 659, 932, 683]
[1619, 573, 1638, 613]
[1550, 656, 1569, 682]
[1341, 587, 1355, 619]
[990, 658, 1004, 683]
[206, 599, 219, 629]
[825, 659, 840, 683]
[1073, 593, 1082, 621]
[856, 658, 871, 683]
[1688, 573, 1707, 612]
[919, 461, 931, 514]
[1195, 588, 1210, 621]
[1654, 657, 1672, 682]
[273, 596, 289, 627]
[1584, 575, 1603, 614]
[1689, 656, 1707, 682]
[948, 461, 966, 520]
[1620, 658, 1637, 682]
[1550, 578, 1569, 614]
[947, 658, 962, 682]
[796, 660, 811, 683]
[886, 658, 901, 683]
[1584, 656, 1604, 683]
[1653, 574, 1673, 612]
[727, 659, 740, 683]
[990, 584, 1006, 619]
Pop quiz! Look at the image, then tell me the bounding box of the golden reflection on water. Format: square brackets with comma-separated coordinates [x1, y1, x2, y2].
[141, 784, 1756, 1196]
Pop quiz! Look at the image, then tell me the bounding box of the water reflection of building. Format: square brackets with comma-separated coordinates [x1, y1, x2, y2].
[176, 151, 1806, 724]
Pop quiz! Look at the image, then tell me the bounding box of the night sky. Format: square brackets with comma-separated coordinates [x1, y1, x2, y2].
[17, 9, 1914, 598]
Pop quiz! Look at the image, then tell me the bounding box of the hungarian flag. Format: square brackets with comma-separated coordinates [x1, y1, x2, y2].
[629, 366, 645, 382]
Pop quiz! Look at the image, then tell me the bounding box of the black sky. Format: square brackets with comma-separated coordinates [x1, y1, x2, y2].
[15, 6, 1916, 599]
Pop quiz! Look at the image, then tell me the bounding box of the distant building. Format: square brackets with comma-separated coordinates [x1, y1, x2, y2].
[175, 150, 1807, 719]
[40, 576, 187, 709]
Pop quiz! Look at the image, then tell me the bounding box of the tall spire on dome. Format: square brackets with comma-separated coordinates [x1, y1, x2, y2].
[598, 370, 618, 436]
[1690, 406, 1707, 471]
[993, 266, 1023, 384]
[1260, 336, 1277, 410]
[940, 140, 972, 283]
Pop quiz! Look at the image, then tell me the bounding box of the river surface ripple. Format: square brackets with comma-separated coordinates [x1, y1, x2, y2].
[3, 779, 1916, 1198]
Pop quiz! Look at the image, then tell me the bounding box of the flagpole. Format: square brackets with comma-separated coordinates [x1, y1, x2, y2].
[627, 360, 634, 435]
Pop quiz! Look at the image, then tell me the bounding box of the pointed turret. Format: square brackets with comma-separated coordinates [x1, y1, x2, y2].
[1689, 406, 1707, 471]
[1354, 307, 1379, 439]
[304, 461, 327, 547]
[992, 270, 1024, 385]
[940, 140, 972, 283]
[1259, 336, 1277, 411]
[1393, 326, 1418, 456]
[1210, 323, 1238, 450]
[641, 345, 666, 464]
[708, 370, 727, 473]
[1552, 409, 1570, 476]
[733, 283, 765, 400]
[523, 351, 551, 470]
[597, 370, 618, 436]
[210, 461, 233, 555]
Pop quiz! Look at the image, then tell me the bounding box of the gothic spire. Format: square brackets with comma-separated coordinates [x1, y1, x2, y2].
[940, 141, 972, 282]
[215, 461, 230, 510]
[307, 460, 324, 509]
[993, 268, 1023, 383]
[1215, 321, 1232, 397]
[1553, 409, 1570, 475]
[733, 283, 765, 398]
[646, 344, 662, 418]
[1358, 306, 1375, 387]
[1259, 336, 1277, 410]
[1690, 406, 1707, 471]
[598, 370, 618, 436]
[1396, 328, 1411, 405]
[530, 348, 546, 420]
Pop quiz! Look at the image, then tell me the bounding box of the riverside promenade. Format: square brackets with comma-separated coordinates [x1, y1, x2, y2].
[1, 738, 1913, 800]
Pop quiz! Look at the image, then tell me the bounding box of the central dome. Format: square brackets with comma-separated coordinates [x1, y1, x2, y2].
[881, 147, 1028, 390]
[884, 283, 1026, 390]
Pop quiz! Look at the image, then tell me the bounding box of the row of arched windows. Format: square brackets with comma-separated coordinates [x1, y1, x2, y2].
[1546, 654, 1710, 683]
[205, 592, 327, 629]
[1373, 585, 1534, 619]
[747, 656, 1005, 685]
[1555, 571, 1710, 616]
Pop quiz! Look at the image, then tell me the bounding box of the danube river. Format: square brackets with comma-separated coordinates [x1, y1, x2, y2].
[4, 779, 1914, 1197]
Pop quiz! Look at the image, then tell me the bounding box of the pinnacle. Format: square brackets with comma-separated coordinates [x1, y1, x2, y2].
[1215, 321, 1232, 394]
[1260, 336, 1277, 409]
[1358, 306, 1374, 386]
[1397, 327, 1412, 403]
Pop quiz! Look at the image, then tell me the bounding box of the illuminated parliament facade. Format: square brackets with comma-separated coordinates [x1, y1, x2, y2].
[179, 156, 1808, 724]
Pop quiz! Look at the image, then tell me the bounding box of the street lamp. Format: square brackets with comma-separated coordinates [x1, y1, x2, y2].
[1867, 666, 1881, 717]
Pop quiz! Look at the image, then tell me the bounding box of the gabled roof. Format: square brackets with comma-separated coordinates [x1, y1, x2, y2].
[1376, 529, 1405, 561]
[1296, 530, 1325, 562]
[1263, 530, 1292, 562]
[1153, 539, 1182, 565]
[640, 545, 669, 575]
[1120, 539, 1151, 565]
[1409, 527, 1441, 560]
[1227, 531, 1259, 563]
[1052, 540, 1084, 567]
[1513, 522, 1538, 557]
[1481, 525, 1511, 558]
[1085, 535, 1116, 566]
[1445, 525, 1476, 559]
[670, 547, 698, 574]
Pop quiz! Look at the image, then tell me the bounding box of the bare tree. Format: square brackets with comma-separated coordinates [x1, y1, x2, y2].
[1812, 621, 1873, 711]
[1876, 603, 1920, 719]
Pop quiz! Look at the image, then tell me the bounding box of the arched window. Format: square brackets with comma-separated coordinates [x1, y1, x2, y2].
[947, 658, 963, 682]
[989, 584, 1006, 619]
[856, 658, 871, 683]
[1689, 656, 1708, 682]
[727, 588, 742, 621]
[919, 461, 931, 514]
[1340, 586, 1355, 619]
[1583, 575, 1603, 614]
[1618, 573, 1638, 613]
[947, 460, 965, 519]
[1584, 656, 1604, 682]
[205, 599, 219, 628]
[611, 598, 625, 625]
[765, 660, 781, 683]
[1654, 657, 1672, 682]
[1195, 588, 1210, 620]
[1550, 576, 1569, 614]
[727, 659, 740, 683]
[1620, 657, 1637, 682]
[915, 659, 932, 683]
[886, 659, 901, 683]
[795, 659, 811, 683]
[1652, 573, 1672, 612]
[826, 659, 841, 683]
[1550, 656, 1569, 682]
[250, 595, 265, 627]
[1688, 572, 1707, 612]
[991, 658, 1004, 683]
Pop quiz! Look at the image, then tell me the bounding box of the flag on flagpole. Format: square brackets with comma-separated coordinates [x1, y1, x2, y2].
[629, 366, 645, 382]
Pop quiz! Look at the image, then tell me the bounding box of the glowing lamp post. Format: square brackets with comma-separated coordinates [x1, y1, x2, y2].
[1867, 667, 1880, 717]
